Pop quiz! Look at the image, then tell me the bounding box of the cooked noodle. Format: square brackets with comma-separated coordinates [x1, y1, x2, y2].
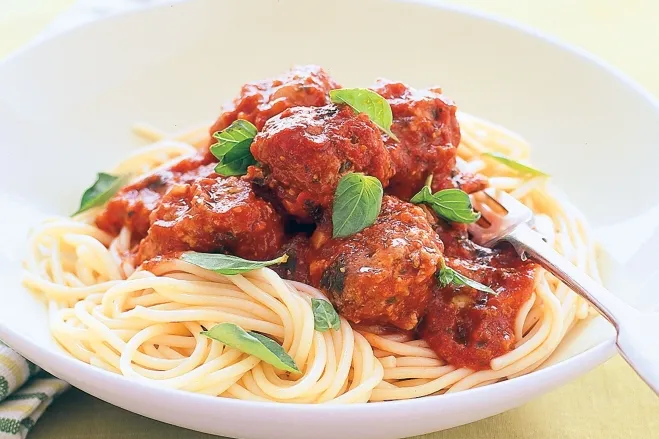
[22, 113, 599, 403]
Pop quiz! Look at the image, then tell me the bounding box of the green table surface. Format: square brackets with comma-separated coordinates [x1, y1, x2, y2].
[4, 0, 659, 438]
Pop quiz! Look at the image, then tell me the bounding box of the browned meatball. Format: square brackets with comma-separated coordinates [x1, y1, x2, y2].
[247, 105, 394, 222]
[420, 223, 535, 370]
[209, 65, 340, 135]
[271, 234, 312, 284]
[96, 153, 216, 239]
[438, 169, 489, 195]
[372, 79, 462, 200]
[135, 176, 285, 264]
[307, 196, 444, 330]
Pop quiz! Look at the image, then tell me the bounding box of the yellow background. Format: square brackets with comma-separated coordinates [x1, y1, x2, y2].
[1, 0, 658, 438]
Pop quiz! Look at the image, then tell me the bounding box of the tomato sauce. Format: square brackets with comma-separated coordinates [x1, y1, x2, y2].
[94, 65, 537, 372]
[419, 224, 536, 370]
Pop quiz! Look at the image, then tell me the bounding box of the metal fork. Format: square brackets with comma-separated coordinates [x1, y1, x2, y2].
[469, 188, 659, 396]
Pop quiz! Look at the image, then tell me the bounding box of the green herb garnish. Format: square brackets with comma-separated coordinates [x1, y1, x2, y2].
[210, 120, 258, 176]
[482, 152, 548, 177]
[410, 177, 480, 224]
[329, 88, 399, 141]
[437, 264, 496, 295]
[202, 323, 299, 373]
[311, 298, 340, 332]
[74, 172, 129, 215]
[332, 173, 383, 238]
[180, 252, 288, 275]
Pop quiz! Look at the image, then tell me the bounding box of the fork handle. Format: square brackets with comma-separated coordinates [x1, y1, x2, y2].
[507, 223, 659, 396]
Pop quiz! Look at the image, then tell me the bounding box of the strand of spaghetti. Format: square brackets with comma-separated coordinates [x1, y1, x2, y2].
[123, 306, 285, 338]
[369, 367, 469, 402]
[120, 322, 209, 380]
[449, 277, 563, 390]
[111, 140, 196, 175]
[383, 365, 456, 380]
[251, 269, 312, 363]
[250, 332, 326, 399]
[317, 318, 354, 402]
[360, 332, 437, 358]
[514, 293, 536, 341]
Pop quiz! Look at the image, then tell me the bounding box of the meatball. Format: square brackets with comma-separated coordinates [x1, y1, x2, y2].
[209, 65, 339, 134]
[372, 79, 461, 200]
[307, 196, 444, 330]
[271, 234, 312, 284]
[431, 168, 489, 195]
[135, 176, 285, 264]
[419, 224, 536, 370]
[96, 153, 216, 238]
[248, 105, 394, 221]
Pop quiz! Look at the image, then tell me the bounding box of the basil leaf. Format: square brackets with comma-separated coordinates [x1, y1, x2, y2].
[329, 88, 399, 141]
[311, 298, 340, 332]
[215, 139, 257, 176]
[332, 173, 383, 238]
[181, 252, 288, 275]
[202, 323, 299, 373]
[210, 120, 258, 176]
[74, 172, 129, 215]
[437, 266, 497, 295]
[409, 185, 433, 204]
[482, 152, 548, 177]
[210, 120, 257, 159]
[411, 186, 480, 224]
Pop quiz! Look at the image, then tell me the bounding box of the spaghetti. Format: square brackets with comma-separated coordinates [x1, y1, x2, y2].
[22, 113, 599, 403]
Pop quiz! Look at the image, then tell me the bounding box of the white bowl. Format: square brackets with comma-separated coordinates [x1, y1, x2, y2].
[1, 1, 658, 438]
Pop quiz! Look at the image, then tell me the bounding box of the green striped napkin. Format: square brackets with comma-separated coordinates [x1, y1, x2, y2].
[0, 340, 68, 438]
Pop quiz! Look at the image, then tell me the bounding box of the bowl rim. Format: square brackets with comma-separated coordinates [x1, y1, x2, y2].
[0, 0, 649, 414]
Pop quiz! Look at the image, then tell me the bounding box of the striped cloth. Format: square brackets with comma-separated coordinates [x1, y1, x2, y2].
[0, 341, 68, 438]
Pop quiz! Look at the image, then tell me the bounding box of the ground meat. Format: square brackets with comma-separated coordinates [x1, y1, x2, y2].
[135, 176, 285, 264]
[307, 196, 444, 330]
[248, 105, 394, 221]
[372, 79, 461, 200]
[432, 168, 489, 194]
[95, 153, 216, 238]
[270, 234, 312, 284]
[419, 224, 536, 370]
[209, 65, 339, 135]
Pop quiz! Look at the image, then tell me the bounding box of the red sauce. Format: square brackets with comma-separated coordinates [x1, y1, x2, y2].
[93, 66, 537, 372]
[419, 224, 536, 370]
[372, 80, 461, 200]
[135, 176, 285, 264]
[248, 105, 393, 222]
[209, 65, 339, 134]
[96, 153, 216, 238]
[306, 197, 443, 330]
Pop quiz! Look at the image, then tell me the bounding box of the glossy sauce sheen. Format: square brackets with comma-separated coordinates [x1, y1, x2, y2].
[420, 224, 536, 370]
[373, 80, 461, 200]
[96, 154, 216, 238]
[209, 65, 339, 134]
[248, 105, 393, 222]
[95, 65, 536, 372]
[135, 176, 284, 264]
[307, 197, 443, 330]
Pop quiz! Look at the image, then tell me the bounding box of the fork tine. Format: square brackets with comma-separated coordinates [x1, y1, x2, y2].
[468, 188, 535, 247]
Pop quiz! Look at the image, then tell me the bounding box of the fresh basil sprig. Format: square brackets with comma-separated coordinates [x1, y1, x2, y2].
[181, 252, 288, 275]
[210, 120, 258, 176]
[329, 88, 399, 141]
[482, 152, 548, 178]
[202, 323, 299, 373]
[332, 173, 383, 238]
[410, 178, 480, 224]
[311, 298, 340, 332]
[74, 172, 129, 215]
[437, 264, 496, 295]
